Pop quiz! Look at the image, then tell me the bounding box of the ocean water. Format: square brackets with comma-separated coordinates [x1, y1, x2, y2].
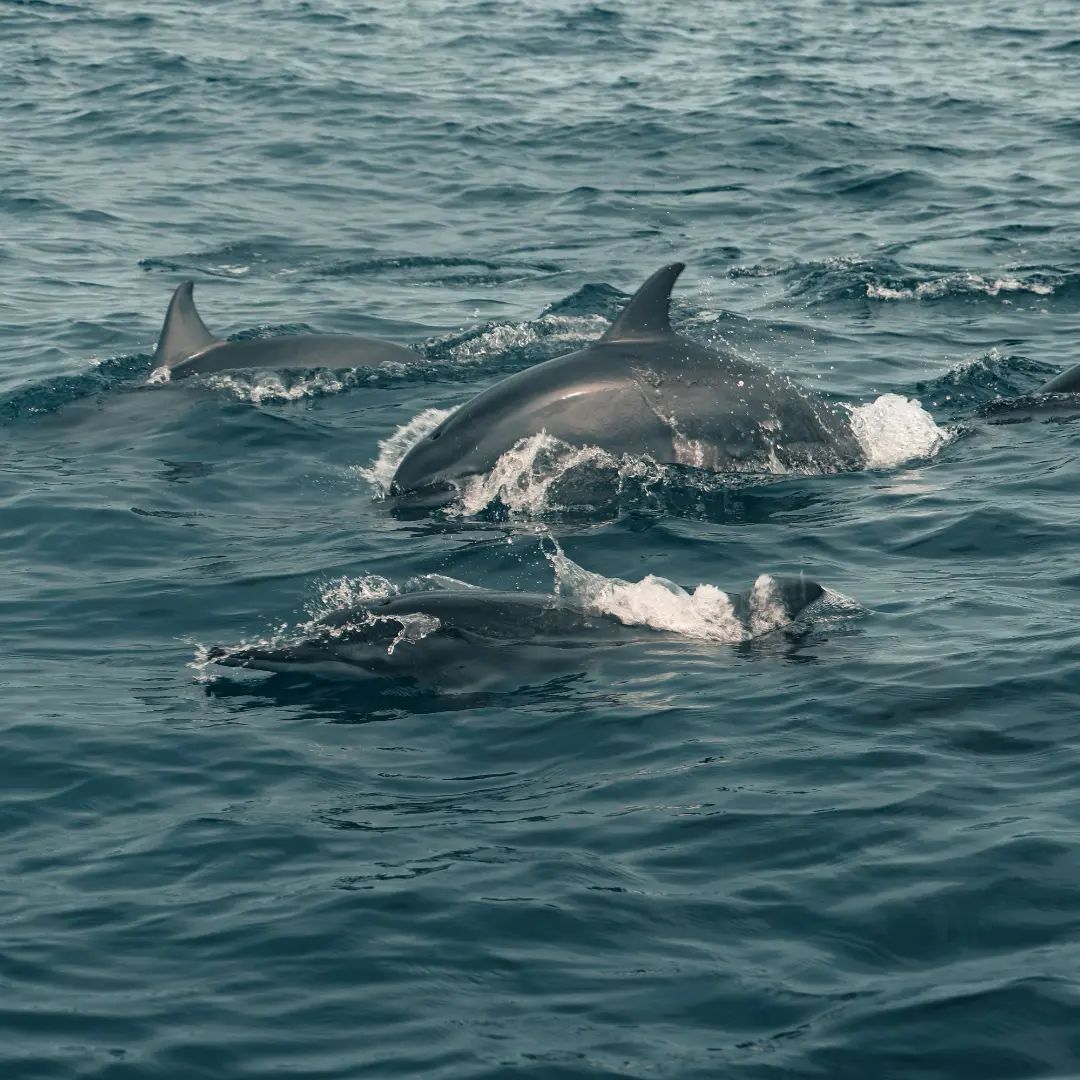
[3, 1, 1080, 1076]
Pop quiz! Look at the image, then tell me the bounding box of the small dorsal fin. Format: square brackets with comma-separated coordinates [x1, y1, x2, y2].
[1037, 363, 1080, 394]
[152, 281, 220, 368]
[600, 262, 685, 343]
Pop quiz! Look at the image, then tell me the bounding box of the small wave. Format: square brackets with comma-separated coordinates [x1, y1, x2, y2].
[357, 407, 454, 495]
[422, 312, 607, 367]
[733, 255, 1064, 308]
[866, 273, 1056, 301]
[314, 254, 560, 284]
[848, 394, 949, 468]
[199, 369, 381, 403]
[0, 353, 152, 423]
[916, 349, 1059, 407]
[139, 240, 301, 280]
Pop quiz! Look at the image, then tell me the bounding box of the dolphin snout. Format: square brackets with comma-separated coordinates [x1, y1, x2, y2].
[387, 477, 458, 510]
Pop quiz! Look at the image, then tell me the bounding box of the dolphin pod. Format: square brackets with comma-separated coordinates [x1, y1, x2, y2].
[151, 281, 418, 377]
[390, 263, 864, 502]
[193, 260, 1076, 682]
[207, 577, 827, 683]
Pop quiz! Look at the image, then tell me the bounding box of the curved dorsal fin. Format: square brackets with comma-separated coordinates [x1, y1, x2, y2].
[1037, 363, 1080, 394]
[600, 262, 685, 343]
[152, 281, 219, 368]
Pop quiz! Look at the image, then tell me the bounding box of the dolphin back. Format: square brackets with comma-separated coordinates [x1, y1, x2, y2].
[152, 282, 221, 369]
[1036, 364, 1080, 394]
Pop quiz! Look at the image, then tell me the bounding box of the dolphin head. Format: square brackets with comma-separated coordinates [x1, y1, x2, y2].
[773, 577, 826, 618]
[390, 410, 477, 500]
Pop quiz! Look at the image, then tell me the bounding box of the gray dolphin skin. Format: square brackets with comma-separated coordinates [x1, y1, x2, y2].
[1035, 363, 1080, 395]
[208, 577, 825, 682]
[390, 263, 863, 501]
[151, 281, 419, 377]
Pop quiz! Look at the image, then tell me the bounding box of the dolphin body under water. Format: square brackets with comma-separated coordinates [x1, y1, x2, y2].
[390, 263, 864, 502]
[207, 577, 826, 684]
[151, 281, 419, 377]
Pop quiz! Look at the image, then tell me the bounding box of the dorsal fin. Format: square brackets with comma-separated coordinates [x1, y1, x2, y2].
[600, 262, 685, 343]
[152, 281, 220, 368]
[1037, 363, 1080, 394]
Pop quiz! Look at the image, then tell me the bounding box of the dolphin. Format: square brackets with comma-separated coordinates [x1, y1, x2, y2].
[205, 576, 827, 684]
[150, 281, 419, 377]
[974, 362, 1080, 423]
[1035, 364, 1080, 395]
[389, 263, 864, 502]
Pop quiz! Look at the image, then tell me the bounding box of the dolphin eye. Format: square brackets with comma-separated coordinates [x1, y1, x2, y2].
[430, 429, 441, 440]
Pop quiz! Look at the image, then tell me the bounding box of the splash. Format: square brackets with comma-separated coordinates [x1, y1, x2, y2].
[454, 432, 658, 516]
[427, 313, 608, 366]
[306, 574, 399, 619]
[192, 573, 444, 675]
[200, 369, 360, 403]
[546, 542, 828, 643]
[847, 394, 947, 468]
[356, 407, 454, 495]
[146, 365, 171, 385]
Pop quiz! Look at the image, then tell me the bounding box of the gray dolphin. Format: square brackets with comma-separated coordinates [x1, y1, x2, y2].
[1036, 364, 1080, 395]
[151, 281, 419, 377]
[975, 362, 1080, 423]
[390, 263, 863, 501]
[207, 577, 826, 684]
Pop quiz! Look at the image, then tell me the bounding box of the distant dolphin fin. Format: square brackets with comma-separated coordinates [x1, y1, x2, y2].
[152, 281, 220, 368]
[600, 262, 685, 343]
[1037, 364, 1080, 394]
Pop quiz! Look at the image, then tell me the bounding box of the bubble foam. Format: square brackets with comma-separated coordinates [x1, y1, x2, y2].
[847, 393, 948, 468]
[547, 542, 830, 643]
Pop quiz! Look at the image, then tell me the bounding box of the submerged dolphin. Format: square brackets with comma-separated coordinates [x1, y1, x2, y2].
[151, 281, 419, 377]
[390, 263, 864, 501]
[207, 577, 826, 684]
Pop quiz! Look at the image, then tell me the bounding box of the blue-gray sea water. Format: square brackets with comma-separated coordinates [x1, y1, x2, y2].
[3, 2, 1080, 1077]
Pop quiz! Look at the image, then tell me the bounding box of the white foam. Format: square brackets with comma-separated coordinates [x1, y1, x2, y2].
[746, 574, 793, 637]
[356, 407, 454, 496]
[202, 370, 354, 403]
[146, 365, 171, 385]
[847, 393, 948, 468]
[867, 273, 1055, 301]
[454, 432, 638, 515]
[548, 544, 804, 643]
[306, 574, 399, 619]
[436, 313, 608, 365]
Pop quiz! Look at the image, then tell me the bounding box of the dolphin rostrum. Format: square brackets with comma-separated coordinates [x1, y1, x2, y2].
[390, 263, 864, 501]
[207, 577, 827, 684]
[151, 281, 419, 377]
